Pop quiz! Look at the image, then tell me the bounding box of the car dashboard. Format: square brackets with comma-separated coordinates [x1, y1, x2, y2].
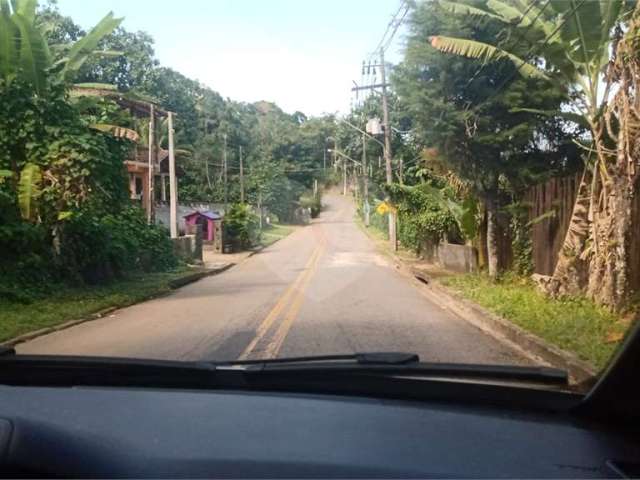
[0, 384, 638, 478]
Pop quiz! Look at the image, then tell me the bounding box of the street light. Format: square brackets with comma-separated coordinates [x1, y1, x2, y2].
[327, 148, 361, 196]
[337, 117, 385, 149]
[327, 148, 362, 166]
[325, 136, 337, 171]
[336, 117, 380, 227]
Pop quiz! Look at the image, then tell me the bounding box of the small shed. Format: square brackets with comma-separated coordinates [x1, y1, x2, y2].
[183, 211, 222, 242]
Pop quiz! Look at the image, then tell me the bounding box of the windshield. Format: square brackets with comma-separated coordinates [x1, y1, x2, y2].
[1, 0, 638, 389]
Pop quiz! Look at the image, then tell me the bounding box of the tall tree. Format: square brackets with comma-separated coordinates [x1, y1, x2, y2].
[394, 0, 575, 277]
[429, 0, 637, 308]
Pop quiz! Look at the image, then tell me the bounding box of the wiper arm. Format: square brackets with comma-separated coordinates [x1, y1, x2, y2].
[214, 352, 569, 386]
[215, 352, 420, 366]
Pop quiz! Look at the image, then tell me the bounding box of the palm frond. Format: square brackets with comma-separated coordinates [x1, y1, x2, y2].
[18, 163, 41, 221]
[438, 0, 506, 22]
[13, 0, 36, 22]
[91, 123, 140, 142]
[60, 12, 122, 81]
[429, 35, 548, 80]
[0, 6, 18, 82]
[11, 12, 51, 93]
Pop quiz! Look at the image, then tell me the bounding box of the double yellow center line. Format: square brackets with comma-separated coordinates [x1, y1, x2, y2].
[238, 230, 327, 360]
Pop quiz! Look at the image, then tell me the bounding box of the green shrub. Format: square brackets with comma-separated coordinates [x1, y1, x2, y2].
[299, 190, 322, 218]
[61, 206, 177, 284]
[0, 222, 56, 302]
[224, 204, 260, 250]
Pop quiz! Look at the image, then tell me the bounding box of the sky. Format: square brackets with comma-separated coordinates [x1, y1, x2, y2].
[56, 0, 408, 117]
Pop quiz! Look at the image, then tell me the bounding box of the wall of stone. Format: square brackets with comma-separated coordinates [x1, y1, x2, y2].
[171, 224, 203, 264]
[436, 243, 478, 273]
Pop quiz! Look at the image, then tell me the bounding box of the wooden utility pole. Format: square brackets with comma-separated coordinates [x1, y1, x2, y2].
[239, 145, 245, 203]
[168, 112, 178, 239]
[258, 191, 263, 230]
[379, 50, 397, 250]
[362, 131, 370, 227]
[147, 104, 156, 225]
[343, 159, 347, 196]
[223, 133, 228, 210]
[350, 53, 397, 249]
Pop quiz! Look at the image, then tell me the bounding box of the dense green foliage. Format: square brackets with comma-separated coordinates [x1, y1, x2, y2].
[0, 1, 176, 301]
[223, 204, 261, 251]
[394, 1, 580, 196]
[2, 0, 336, 304]
[389, 183, 458, 253]
[443, 274, 623, 370]
[0, 267, 191, 342]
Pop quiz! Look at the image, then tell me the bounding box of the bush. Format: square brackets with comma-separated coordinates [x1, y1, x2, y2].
[224, 204, 260, 251]
[299, 190, 322, 218]
[0, 222, 56, 302]
[61, 206, 177, 283]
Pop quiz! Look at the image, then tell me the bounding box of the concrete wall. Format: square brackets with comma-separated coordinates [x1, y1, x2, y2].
[171, 224, 204, 264]
[436, 243, 478, 273]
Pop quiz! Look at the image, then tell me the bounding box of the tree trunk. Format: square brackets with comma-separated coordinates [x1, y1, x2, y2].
[546, 167, 592, 297]
[586, 134, 636, 310]
[486, 198, 499, 279]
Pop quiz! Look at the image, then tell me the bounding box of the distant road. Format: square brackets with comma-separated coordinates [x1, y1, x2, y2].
[19, 193, 531, 365]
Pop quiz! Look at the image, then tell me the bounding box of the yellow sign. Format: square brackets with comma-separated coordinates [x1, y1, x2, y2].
[376, 201, 396, 216]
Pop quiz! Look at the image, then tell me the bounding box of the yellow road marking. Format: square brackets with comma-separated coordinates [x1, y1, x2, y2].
[238, 231, 325, 360]
[262, 241, 325, 358]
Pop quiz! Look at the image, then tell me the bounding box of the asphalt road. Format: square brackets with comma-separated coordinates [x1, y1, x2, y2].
[19, 193, 530, 365]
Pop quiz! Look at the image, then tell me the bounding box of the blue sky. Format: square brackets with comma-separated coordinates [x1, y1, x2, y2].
[56, 0, 408, 116]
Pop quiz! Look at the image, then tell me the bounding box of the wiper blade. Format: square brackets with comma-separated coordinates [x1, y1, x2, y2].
[214, 352, 568, 386]
[215, 352, 420, 366]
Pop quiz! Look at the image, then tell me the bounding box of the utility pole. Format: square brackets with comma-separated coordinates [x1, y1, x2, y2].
[343, 159, 347, 196]
[168, 112, 178, 239]
[323, 148, 326, 171]
[362, 131, 370, 227]
[223, 133, 228, 210]
[350, 53, 397, 249]
[239, 145, 245, 203]
[258, 191, 263, 230]
[147, 104, 155, 225]
[379, 49, 397, 250]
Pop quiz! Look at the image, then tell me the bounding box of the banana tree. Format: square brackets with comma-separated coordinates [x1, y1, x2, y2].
[429, 0, 637, 309]
[0, 0, 122, 93]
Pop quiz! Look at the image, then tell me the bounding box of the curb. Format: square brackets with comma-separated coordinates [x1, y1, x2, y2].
[356, 221, 597, 384]
[3, 263, 235, 349]
[168, 263, 234, 289]
[404, 263, 597, 384]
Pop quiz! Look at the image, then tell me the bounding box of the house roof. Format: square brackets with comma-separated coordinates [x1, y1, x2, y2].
[183, 210, 222, 220]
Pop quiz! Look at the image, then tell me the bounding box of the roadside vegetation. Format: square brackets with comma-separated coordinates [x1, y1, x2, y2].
[260, 224, 296, 248]
[1, 0, 330, 333]
[2, 0, 639, 365]
[442, 274, 627, 370]
[0, 267, 193, 343]
[342, 0, 640, 367]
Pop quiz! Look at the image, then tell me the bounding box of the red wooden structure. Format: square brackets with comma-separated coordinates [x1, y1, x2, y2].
[183, 211, 222, 242]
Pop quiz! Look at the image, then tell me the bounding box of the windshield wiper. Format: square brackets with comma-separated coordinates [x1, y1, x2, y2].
[214, 352, 569, 386]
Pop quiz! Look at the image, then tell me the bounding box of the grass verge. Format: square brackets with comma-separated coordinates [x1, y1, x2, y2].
[0, 267, 196, 344]
[260, 223, 295, 248]
[441, 274, 628, 370]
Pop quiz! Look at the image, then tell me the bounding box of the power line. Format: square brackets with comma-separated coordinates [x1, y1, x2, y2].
[371, 0, 410, 58]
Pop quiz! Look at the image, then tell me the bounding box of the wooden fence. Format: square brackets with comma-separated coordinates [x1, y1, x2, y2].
[524, 173, 640, 293]
[525, 173, 581, 276]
